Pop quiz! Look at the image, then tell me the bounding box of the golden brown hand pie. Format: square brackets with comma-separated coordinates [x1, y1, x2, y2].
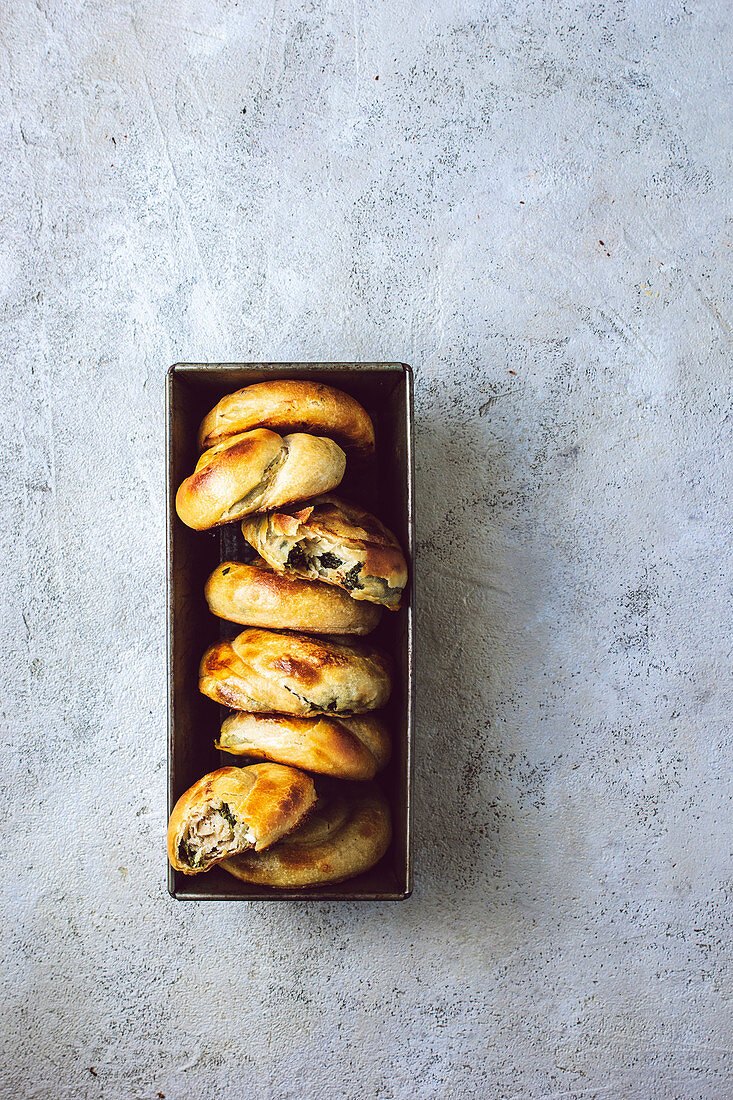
[221, 784, 391, 888]
[241, 495, 407, 610]
[167, 763, 316, 875]
[204, 559, 381, 635]
[217, 711, 390, 780]
[199, 628, 391, 716]
[197, 379, 375, 460]
[175, 429, 346, 531]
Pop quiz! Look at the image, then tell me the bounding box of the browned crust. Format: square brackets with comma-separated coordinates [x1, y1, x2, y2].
[269, 655, 325, 686]
[241, 495, 408, 608]
[175, 430, 346, 531]
[204, 561, 381, 635]
[199, 629, 392, 716]
[167, 764, 316, 874]
[216, 712, 390, 780]
[220, 786, 392, 888]
[265, 496, 400, 553]
[197, 379, 375, 458]
[175, 429, 283, 530]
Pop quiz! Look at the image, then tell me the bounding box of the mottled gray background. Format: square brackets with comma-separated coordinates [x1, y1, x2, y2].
[1, 0, 730, 1097]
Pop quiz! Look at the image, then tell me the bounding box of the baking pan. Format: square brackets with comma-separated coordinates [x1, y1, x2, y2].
[166, 363, 414, 900]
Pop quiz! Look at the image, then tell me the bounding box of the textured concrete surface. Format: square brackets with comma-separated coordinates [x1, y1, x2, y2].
[1, 0, 731, 1097]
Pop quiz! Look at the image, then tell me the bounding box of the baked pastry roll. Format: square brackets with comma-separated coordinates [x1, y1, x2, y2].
[197, 379, 375, 460]
[175, 429, 346, 531]
[221, 785, 391, 888]
[167, 763, 315, 875]
[241, 495, 407, 610]
[217, 711, 390, 780]
[199, 627, 391, 716]
[204, 559, 381, 635]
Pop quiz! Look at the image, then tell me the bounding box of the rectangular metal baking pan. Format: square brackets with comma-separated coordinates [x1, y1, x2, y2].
[166, 363, 414, 900]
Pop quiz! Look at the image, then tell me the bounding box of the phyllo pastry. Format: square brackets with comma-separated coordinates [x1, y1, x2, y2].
[221, 784, 391, 888]
[199, 627, 391, 716]
[167, 763, 316, 875]
[241, 495, 407, 609]
[204, 559, 381, 635]
[197, 379, 374, 460]
[175, 429, 345, 530]
[217, 711, 390, 780]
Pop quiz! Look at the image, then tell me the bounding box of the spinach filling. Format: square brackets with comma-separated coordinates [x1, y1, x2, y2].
[286, 545, 310, 570]
[281, 682, 341, 715]
[178, 839, 198, 868]
[319, 551, 343, 570]
[341, 563, 363, 591]
[218, 802, 237, 829]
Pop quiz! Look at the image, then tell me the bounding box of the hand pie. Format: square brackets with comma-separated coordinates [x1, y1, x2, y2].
[217, 711, 390, 780]
[204, 559, 381, 635]
[241, 495, 407, 609]
[199, 627, 391, 716]
[175, 429, 346, 530]
[167, 763, 316, 875]
[197, 379, 375, 460]
[221, 784, 391, 888]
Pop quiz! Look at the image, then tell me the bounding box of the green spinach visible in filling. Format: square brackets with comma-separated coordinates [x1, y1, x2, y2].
[341, 563, 363, 591]
[319, 552, 343, 570]
[178, 839, 198, 868]
[286, 545, 310, 570]
[218, 802, 237, 829]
